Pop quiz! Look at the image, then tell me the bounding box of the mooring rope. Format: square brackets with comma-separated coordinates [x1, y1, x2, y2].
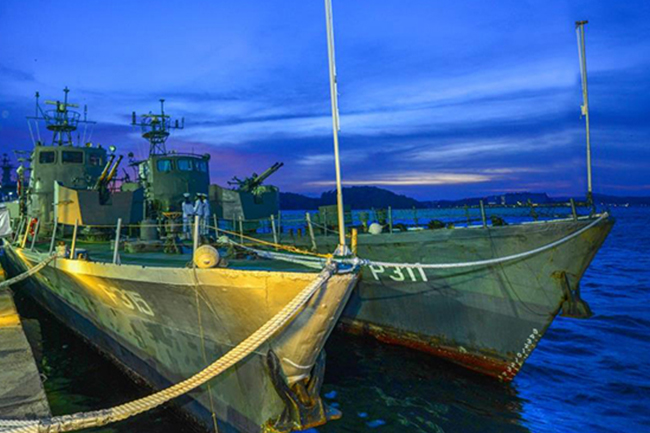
[0, 263, 336, 433]
[0, 254, 57, 290]
[230, 213, 608, 271]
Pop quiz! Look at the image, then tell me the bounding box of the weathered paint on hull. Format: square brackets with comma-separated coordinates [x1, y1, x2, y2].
[289, 216, 613, 380]
[0, 245, 356, 432]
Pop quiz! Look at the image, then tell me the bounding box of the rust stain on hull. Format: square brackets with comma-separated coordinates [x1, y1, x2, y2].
[338, 319, 518, 382]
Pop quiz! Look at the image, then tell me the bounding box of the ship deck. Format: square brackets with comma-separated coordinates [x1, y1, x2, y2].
[30, 240, 316, 273]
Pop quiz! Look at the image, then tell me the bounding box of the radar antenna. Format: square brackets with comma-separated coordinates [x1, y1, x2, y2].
[131, 99, 184, 156]
[26, 87, 96, 146]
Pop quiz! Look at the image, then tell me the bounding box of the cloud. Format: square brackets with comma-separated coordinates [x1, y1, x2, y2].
[309, 172, 492, 187]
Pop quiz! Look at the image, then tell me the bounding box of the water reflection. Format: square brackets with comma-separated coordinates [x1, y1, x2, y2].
[319, 331, 530, 433]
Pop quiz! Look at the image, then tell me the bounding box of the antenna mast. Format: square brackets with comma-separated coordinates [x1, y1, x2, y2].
[576, 20, 593, 205]
[131, 99, 184, 156]
[324, 0, 348, 253]
[26, 87, 96, 146]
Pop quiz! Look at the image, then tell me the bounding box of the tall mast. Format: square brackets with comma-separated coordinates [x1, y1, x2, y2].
[324, 0, 347, 252]
[576, 20, 593, 205]
[131, 99, 184, 156]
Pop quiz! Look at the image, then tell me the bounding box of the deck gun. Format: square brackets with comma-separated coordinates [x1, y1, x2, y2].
[94, 154, 123, 203]
[228, 162, 284, 194]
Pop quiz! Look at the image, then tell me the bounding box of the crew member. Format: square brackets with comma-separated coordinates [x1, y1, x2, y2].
[181, 193, 194, 239]
[194, 193, 205, 235]
[201, 193, 211, 235]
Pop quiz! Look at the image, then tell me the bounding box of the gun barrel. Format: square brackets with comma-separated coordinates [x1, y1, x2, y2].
[105, 155, 124, 184]
[255, 162, 284, 184]
[94, 154, 116, 189]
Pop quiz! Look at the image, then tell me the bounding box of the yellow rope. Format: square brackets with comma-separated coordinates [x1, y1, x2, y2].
[210, 225, 332, 259]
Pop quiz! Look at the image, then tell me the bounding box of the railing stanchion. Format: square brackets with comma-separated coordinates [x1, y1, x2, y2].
[306, 212, 317, 251]
[30, 219, 40, 251]
[70, 219, 79, 259]
[21, 218, 31, 248]
[193, 215, 200, 267]
[270, 214, 278, 246]
[49, 219, 58, 254]
[238, 216, 244, 244]
[12, 217, 25, 244]
[570, 199, 578, 221]
[351, 228, 358, 256]
[480, 200, 487, 228]
[388, 206, 393, 234]
[213, 214, 219, 238]
[113, 218, 122, 264]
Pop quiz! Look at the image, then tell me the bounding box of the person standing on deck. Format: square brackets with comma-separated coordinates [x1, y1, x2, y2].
[194, 193, 207, 236]
[201, 193, 211, 236]
[181, 193, 194, 240]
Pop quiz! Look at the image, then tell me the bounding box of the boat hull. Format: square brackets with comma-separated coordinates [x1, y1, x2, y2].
[288, 216, 613, 380]
[0, 245, 356, 432]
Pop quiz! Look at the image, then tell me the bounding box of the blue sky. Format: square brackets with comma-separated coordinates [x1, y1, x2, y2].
[1, 0, 648, 200]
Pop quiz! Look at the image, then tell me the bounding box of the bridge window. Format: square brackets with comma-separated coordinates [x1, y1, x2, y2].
[38, 151, 55, 164]
[88, 154, 103, 166]
[62, 151, 83, 164]
[157, 159, 173, 172]
[195, 160, 208, 172]
[177, 158, 193, 171]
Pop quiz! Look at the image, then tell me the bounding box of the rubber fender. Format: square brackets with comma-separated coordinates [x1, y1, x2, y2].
[194, 245, 221, 268]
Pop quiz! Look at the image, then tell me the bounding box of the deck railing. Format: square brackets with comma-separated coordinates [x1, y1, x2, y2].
[9, 200, 598, 263]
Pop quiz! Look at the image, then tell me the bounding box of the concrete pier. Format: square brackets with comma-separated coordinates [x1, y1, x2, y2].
[0, 268, 50, 426]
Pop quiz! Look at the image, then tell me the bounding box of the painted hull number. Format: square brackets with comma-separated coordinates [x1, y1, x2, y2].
[98, 284, 155, 317]
[368, 264, 428, 282]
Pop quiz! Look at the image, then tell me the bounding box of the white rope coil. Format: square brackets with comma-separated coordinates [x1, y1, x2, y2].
[0, 263, 336, 433]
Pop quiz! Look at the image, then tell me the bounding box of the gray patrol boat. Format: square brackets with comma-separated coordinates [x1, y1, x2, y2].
[0, 88, 358, 432]
[248, 19, 614, 381]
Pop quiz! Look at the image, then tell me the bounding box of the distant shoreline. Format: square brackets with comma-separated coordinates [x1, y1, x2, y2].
[280, 186, 650, 210]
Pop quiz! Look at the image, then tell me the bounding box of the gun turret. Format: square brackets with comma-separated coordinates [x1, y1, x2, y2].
[94, 154, 115, 189]
[228, 162, 283, 193]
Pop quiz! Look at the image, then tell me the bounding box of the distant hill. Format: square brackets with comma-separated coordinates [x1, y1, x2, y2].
[280, 187, 650, 210]
[279, 192, 321, 210]
[280, 186, 422, 210]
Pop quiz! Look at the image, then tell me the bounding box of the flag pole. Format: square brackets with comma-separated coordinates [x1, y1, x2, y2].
[324, 0, 348, 253]
[576, 20, 593, 205]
